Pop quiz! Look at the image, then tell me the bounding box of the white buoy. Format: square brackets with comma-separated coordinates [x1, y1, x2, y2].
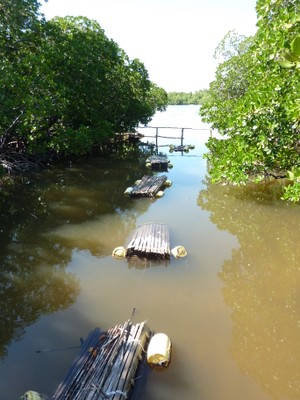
[147, 333, 172, 367]
[112, 246, 126, 259]
[146, 162, 151, 168]
[171, 245, 187, 258]
[124, 187, 133, 196]
[19, 391, 44, 400]
[155, 190, 164, 198]
[164, 179, 172, 187]
[135, 179, 141, 185]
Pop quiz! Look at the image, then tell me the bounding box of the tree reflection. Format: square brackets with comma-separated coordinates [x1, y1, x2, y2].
[0, 247, 80, 359]
[0, 149, 154, 359]
[198, 180, 300, 400]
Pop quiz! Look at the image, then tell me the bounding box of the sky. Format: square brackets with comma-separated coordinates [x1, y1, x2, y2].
[40, 0, 258, 92]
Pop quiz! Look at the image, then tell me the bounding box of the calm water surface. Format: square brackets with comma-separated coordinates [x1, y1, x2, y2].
[0, 106, 299, 400]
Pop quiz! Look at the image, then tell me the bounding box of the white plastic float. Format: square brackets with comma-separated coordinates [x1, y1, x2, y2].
[19, 391, 44, 400]
[171, 245, 187, 259]
[147, 333, 172, 367]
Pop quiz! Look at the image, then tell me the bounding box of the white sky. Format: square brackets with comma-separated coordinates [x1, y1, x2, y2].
[40, 0, 258, 92]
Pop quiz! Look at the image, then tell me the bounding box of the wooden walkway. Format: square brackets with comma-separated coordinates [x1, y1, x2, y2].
[52, 320, 151, 400]
[126, 223, 170, 259]
[130, 175, 167, 197]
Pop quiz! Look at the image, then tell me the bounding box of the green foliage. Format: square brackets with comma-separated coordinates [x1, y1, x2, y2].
[213, 30, 251, 62]
[278, 36, 300, 67]
[168, 90, 210, 105]
[0, 2, 167, 159]
[200, 0, 300, 202]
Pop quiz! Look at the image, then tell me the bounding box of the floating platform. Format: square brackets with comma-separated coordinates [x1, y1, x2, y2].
[169, 144, 195, 152]
[127, 175, 168, 198]
[126, 222, 170, 260]
[146, 155, 170, 171]
[52, 320, 151, 400]
[112, 223, 187, 262]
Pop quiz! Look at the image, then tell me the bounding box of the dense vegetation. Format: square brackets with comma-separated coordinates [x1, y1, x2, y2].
[200, 0, 300, 202]
[167, 90, 210, 105]
[0, 0, 167, 174]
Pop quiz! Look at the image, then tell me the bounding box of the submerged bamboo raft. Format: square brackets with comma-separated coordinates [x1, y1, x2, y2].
[52, 320, 151, 400]
[129, 175, 168, 198]
[126, 223, 170, 259]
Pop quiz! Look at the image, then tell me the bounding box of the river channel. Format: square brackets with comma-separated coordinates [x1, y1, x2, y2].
[0, 105, 299, 400]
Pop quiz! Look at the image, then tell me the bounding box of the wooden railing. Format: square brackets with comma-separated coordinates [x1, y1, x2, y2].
[137, 126, 213, 147]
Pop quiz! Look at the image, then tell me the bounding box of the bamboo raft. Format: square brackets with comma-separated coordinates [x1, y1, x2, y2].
[173, 145, 188, 152]
[52, 320, 151, 400]
[126, 223, 170, 260]
[147, 155, 169, 170]
[170, 144, 195, 152]
[130, 175, 167, 197]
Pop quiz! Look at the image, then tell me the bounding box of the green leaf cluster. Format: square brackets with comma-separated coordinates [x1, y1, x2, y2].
[200, 0, 300, 202]
[0, 1, 167, 157]
[278, 36, 300, 67]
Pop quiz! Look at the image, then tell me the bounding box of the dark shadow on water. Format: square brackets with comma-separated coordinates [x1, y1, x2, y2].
[130, 358, 153, 400]
[127, 255, 170, 269]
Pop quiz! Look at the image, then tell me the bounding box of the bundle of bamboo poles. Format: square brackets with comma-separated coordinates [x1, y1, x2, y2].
[126, 223, 170, 259]
[52, 320, 151, 400]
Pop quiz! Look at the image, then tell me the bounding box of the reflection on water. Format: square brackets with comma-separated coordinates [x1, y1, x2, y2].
[0, 261, 79, 360]
[0, 149, 153, 363]
[127, 256, 170, 270]
[0, 106, 299, 400]
[198, 180, 300, 400]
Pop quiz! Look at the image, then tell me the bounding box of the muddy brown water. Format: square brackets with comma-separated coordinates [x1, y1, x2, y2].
[0, 106, 299, 400]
